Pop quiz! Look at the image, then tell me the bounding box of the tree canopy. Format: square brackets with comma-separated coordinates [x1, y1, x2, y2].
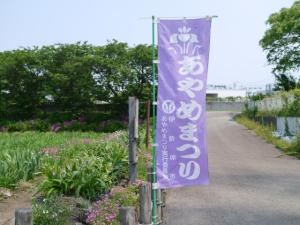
[260, 1, 300, 79]
[0, 41, 152, 120]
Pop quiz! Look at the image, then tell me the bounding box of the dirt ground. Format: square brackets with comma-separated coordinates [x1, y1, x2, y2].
[0, 183, 36, 225]
[0, 132, 123, 225]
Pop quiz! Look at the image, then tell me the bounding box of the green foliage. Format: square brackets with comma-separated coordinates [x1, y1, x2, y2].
[112, 185, 139, 207]
[248, 89, 300, 117]
[0, 150, 43, 189]
[260, 1, 300, 86]
[248, 93, 266, 101]
[0, 41, 152, 120]
[100, 120, 126, 133]
[284, 117, 291, 136]
[288, 133, 300, 158]
[40, 137, 128, 200]
[274, 74, 299, 91]
[0, 48, 45, 119]
[236, 115, 291, 153]
[4, 120, 50, 132]
[38, 42, 98, 113]
[237, 114, 300, 158]
[0, 116, 127, 132]
[32, 196, 71, 225]
[243, 102, 257, 119]
[286, 89, 300, 116]
[278, 89, 300, 116]
[0, 132, 100, 189]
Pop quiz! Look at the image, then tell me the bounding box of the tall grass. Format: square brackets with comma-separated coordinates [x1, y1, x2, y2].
[235, 115, 300, 158]
[0, 132, 101, 189]
[40, 138, 128, 200]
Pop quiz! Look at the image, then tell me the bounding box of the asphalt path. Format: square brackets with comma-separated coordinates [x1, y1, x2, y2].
[164, 111, 300, 225]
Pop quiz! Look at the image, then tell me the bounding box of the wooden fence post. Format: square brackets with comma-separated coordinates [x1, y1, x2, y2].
[119, 207, 135, 225]
[139, 183, 152, 224]
[161, 189, 167, 223]
[15, 208, 33, 225]
[147, 166, 153, 183]
[128, 97, 139, 183]
[156, 189, 162, 224]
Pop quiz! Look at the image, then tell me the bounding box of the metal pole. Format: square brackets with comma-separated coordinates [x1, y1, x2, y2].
[151, 15, 158, 225]
[146, 100, 150, 149]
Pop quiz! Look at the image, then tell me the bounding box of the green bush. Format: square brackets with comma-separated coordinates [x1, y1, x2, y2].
[5, 120, 50, 132]
[111, 185, 139, 207]
[0, 119, 128, 132]
[32, 196, 71, 225]
[62, 121, 96, 132]
[243, 102, 257, 119]
[45, 112, 73, 124]
[288, 133, 300, 158]
[40, 139, 128, 200]
[101, 120, 126, 133]
[286, 90, 300, 116]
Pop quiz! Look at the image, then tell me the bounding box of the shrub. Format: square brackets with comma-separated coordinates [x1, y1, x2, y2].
[243, 102, 257, 119]
[32, 196, 71, 225]
[40, 140, 128, 200]
[100, 120, 126, 133]
[288, 133, 300, 158]
[5, 120, 50, 132]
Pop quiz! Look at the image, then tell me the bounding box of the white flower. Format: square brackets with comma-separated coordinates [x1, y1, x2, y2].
[170, 26, 199, 44]
[178, 26, 191, 42]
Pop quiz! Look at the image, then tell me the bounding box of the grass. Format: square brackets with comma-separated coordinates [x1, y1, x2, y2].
[1, 126, 152, 224]
[235, 114, 300, 158]
[40, 135, 128, 200]
[0, 131, 102, 189]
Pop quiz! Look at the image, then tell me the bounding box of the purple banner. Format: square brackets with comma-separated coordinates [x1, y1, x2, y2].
[156, 18, 211, 189]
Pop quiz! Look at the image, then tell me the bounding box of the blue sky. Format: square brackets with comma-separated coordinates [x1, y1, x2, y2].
[0, 0, 296, 87]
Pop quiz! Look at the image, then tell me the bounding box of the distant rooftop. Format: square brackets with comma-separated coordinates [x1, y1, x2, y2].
[206, 83, 275, 98]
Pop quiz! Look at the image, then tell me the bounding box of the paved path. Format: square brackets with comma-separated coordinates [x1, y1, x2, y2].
[165, 112, 300, 225]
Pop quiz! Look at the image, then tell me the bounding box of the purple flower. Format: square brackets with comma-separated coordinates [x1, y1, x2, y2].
[63, 120, 75, 127]
[50, 123, 61, 132]
[0, 126, 7, 132]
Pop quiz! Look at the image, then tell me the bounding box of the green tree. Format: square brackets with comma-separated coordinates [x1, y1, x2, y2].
[92, 40, 130, 103]
[274, 74, 298, 91]
[127, 44, 152, 101]
[92, 41, 152, 103]
[0, 41, 153, 119]
[38, 42, 97, 112]
[260, 1, 300, 83]
[0, 48, 45, 119]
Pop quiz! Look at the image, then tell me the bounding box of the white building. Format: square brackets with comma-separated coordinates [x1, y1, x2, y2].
[206, 83, 267, 99]
[206, 89, 247, 98]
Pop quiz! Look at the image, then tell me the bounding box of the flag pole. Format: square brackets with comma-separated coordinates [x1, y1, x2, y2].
[151, 15, 158, 225]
